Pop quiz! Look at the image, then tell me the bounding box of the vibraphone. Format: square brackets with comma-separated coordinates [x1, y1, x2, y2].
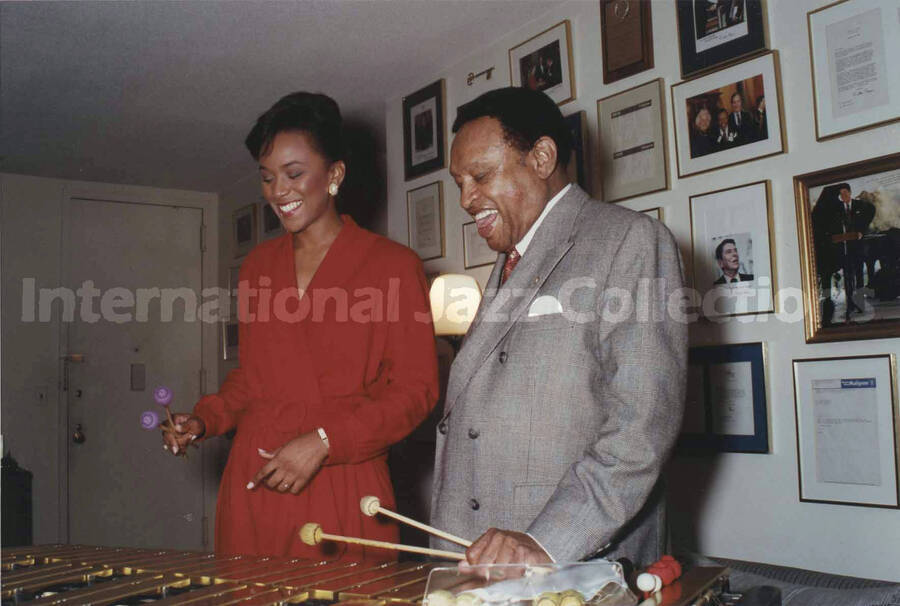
[1, 545, 442, 605]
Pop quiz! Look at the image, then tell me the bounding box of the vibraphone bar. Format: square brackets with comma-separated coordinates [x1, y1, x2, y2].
[1, 545, 441, 605]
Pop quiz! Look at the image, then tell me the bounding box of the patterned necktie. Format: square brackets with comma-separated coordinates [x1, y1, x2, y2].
[501, 247, 521, 286]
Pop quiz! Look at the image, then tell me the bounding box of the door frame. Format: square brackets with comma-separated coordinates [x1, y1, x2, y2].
[57, 182, 219, 545]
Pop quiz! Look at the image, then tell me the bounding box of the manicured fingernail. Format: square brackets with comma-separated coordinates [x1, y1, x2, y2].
[173, 445, 179, 455]
[257, 448, 266, 455]
[246, 481, 255, 490]
[189, 434, 198, 441]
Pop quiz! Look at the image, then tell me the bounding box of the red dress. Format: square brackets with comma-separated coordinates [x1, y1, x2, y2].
[194, 217, 438, 559]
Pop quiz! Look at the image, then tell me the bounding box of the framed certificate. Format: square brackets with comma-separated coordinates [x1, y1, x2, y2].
[600, 0, 654, 84]
[407, 181, 444, 261]
[462, 221, 497, 269]
[808, 0, 900, 141]
[793, 354, 899, 508]
[597, 78, 669, 203]
[680, 342, 769, 453]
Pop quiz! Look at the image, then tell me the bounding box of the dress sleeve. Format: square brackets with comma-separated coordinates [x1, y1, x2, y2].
[527, 217, 688, 562]
[317, 252, 439, 464]
[192, 258, 257, 438]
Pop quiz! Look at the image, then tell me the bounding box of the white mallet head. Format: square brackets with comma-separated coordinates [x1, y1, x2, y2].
[360, 495, 381, 516]
[299, 522, 323, 545]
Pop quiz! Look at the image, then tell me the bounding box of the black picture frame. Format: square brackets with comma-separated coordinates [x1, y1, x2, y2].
[676, 0, 767, 79]
[563, 111, 588, 191]
[679, 342, 769, 454]
[403, 79, 446, 181]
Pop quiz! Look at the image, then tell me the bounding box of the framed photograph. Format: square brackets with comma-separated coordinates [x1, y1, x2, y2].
[690, 180, 775, 318]
[793, 152, 900, 343]
[222, 319, 239, 361]
[600, 0, 654, 84]
[672, 51, 784, 178]
[808, 0, 900, 141]
[509, 20, 575, 106]
[259, 199, 282, 240]
[680, 342, 769, 453]
[407, 181, 445, 261]
[597, 78, 669, 203]
[462, 221, 498, 269]
[232, 204, 256, 258]
[564, 111, 589, 191]
[676, 0, 767, 78]
[641, 206, 663, 221]
[403, 79, 446, 181]
[793, 354, 899, 508]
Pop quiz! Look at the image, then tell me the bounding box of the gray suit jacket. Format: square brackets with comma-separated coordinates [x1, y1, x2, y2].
[430, 185, 687, 566]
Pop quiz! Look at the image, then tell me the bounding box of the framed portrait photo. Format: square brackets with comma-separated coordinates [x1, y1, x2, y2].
[564, 111, 589, 191]
[232, 204, 257, 258]
[793, 152, 900, 343]
[403, 79, 446, 181]
[259, 199, 282, 241]
[509, 20, 575, 106]
[690, 180, 775, 318]
[680, 342, 769, 453]
[600, 0, 654, 84]
[793, 354, 899, 508]
[672, 51, 784, 178]
[676, 0, 767, 79]
[597, 78, 669, 203]
[462, 221, 498, 269]
[407, 181, 445, 261]
[808, 0, 900, 141]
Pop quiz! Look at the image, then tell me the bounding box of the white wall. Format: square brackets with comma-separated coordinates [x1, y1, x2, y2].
[0, 172, 219, 544]
[383, 0, 900, 581]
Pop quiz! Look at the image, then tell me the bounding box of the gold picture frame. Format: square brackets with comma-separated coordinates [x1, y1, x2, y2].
[406, 181, 445, 262]
[793, 152, 900, 342]
[509, 20, 576, 106]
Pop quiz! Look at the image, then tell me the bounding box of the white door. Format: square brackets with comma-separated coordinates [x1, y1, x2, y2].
[63, 198, 205, 549]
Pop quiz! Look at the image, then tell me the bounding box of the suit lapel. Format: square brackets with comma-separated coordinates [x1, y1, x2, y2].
[445, 185, 589, 414]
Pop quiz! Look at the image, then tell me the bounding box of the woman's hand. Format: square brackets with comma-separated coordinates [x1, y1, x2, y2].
[162, 413, 205, 456]
[248, 432, 328, 494]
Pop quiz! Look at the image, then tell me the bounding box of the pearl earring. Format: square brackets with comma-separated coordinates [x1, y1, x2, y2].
[328, 183, 339, 196]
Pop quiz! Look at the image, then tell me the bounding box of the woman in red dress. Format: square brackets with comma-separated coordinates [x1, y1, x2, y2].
[164, 92, 439, 559]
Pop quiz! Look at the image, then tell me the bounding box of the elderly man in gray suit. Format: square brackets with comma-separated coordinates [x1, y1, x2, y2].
[430, 87, 687, 568]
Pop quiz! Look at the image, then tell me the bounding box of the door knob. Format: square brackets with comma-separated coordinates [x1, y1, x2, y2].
[72, 423, 86, 444]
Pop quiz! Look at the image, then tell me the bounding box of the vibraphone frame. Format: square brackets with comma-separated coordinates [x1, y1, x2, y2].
[1, 545, 439, 605]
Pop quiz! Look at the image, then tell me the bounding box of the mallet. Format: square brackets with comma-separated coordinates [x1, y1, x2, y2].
[299, 522, 465, 560]
[360, 495, 472, 548]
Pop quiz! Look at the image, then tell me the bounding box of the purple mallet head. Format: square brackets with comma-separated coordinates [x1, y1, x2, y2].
[140, 410, 160, 430]
[153, 386, 173, 406]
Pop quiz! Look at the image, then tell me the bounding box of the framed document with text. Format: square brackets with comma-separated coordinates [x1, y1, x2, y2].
[407, 181, 444, 261]
[597, 78, 668, 203]
[808, 0, 900, 140]
[793, 354, 899, 508]
[600, 0, 654, 84]
[680, 342, 769, 454]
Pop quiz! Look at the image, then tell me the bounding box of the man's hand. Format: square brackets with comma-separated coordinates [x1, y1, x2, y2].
[464, 529, 552, 565]
[248, 431, 328, 494]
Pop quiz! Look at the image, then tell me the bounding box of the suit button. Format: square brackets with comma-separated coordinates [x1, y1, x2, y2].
[438, 422, 448, 435]
[499, 351, 508, 364]
[469, 498, 480, 511]
[468, 428, 479, 439]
